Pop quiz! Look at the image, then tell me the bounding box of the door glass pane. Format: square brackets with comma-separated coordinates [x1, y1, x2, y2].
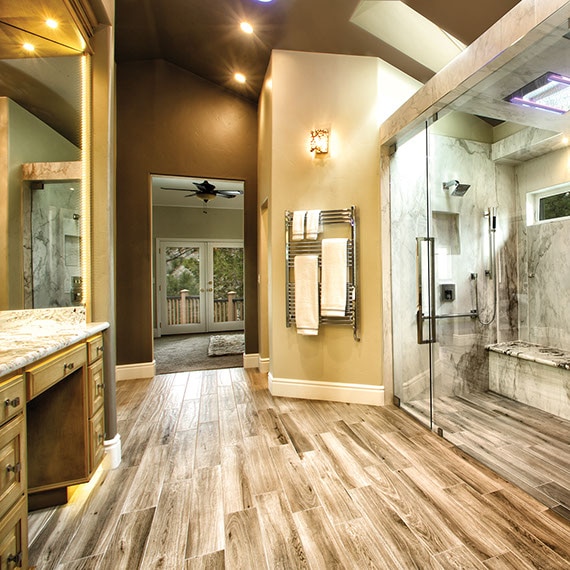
[165, 246, 201, 326]
[211, 246, 244, 324]
[390, 126, 433, 427]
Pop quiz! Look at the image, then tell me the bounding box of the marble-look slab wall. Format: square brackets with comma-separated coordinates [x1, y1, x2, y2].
[515, 147, 570, 350]
[29, 181, 82, 308]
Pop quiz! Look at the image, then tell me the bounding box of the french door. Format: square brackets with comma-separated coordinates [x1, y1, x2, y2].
[158, 239, 244, 335]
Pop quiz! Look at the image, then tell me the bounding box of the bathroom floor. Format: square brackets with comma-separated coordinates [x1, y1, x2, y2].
[405, 391, 570, 520]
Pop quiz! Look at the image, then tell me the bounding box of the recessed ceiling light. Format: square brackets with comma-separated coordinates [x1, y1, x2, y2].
[240, 22, 253, 34]
[46, 18, 58, 29]
[23, 42, 35, 52]
[234, 73, 246, 84]
[257, 0, 273, 2]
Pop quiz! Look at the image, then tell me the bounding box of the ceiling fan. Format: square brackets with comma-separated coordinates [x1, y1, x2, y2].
[160, 180, 243, 204]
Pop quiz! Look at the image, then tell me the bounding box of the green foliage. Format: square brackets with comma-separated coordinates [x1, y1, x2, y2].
[165, 246, 244, 300]
[213, 247, 244, 298]
[165, 247, 200, 296]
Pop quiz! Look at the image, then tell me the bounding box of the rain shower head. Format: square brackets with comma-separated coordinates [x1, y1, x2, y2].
[443, 180, 471, 196]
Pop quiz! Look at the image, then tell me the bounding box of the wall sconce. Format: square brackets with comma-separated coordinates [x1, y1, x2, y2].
[310, 129, 330, 154]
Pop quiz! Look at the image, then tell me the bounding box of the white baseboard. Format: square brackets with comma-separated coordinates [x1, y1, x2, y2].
[268, 373, 384, 406]
[259, 357, 270, 374]
[116, 360, 156, 381]
[103, 433, 122, 469]
[243, 353, 259, 369]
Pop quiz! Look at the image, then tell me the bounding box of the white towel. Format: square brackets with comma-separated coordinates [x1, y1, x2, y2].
[292, 211, 306, 241]
[305, 210, 321, 240]
[294, 255, 319, 335]
[321, 238, 348, 317]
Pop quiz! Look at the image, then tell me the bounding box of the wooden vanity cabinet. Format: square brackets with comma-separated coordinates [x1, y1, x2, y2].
[0, 375, 27, 569]
[26, 335, 106, 511]
[87, 334, 105, 472]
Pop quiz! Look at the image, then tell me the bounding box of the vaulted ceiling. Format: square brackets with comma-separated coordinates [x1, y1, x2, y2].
[115, 0, 522, 101]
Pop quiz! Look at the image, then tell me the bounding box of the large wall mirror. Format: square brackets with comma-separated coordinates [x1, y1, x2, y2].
[0, 2, 89, 310]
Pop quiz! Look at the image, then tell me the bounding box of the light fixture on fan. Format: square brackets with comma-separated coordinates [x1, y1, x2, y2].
[160, 179, 244, 207]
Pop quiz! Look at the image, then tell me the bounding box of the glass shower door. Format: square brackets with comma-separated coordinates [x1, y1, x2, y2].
[390, 123, 435, 427]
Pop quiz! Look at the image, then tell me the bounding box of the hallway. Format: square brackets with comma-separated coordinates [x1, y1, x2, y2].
[29, 368, 570, 568]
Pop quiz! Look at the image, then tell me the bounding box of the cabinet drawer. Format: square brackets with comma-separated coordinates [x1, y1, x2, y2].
[88, 359, 105, 416]
[0, 415, 25, 523]
[89, 406, 105, 473]
[0, 496, 27, 570]
[87, 335, 104, 365]
[0, 377, 24, 427]
[26, 344, 86, 400]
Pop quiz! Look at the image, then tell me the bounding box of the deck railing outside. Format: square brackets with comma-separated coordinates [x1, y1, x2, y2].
[166, 290, 244, 325]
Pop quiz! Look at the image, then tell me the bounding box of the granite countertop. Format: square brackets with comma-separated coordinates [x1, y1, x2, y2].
[486, 340, 570, 370]
[0, 307, 109, 377]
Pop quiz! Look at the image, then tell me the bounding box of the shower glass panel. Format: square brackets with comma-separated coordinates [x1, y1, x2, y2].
[30, 180, 82, 308]
[390, 123, 434, 426]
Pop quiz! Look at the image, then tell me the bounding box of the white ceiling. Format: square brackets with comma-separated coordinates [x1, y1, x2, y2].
[151, 175, 245, 210]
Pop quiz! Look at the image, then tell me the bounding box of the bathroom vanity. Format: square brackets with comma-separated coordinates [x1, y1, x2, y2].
[0, 308, 108, 568]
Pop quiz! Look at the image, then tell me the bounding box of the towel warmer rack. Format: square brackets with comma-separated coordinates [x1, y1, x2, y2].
[285, 206, 359, 341]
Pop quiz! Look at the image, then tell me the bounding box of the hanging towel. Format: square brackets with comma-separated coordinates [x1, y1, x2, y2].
[305, 210, 321, 240]
[321, 238, 348, 317]
[294, 255, 319, 335]
[292, 210, 306, 241]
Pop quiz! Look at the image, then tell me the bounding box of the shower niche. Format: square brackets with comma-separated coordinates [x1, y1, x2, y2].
[22, 161, 83, 309]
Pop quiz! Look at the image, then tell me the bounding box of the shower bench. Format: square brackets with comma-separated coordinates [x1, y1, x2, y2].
[486, 341, 570, 421]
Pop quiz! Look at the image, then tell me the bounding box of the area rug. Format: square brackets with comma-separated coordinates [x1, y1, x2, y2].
[208, 333, 245, 357]
[154, 333, 243, 374]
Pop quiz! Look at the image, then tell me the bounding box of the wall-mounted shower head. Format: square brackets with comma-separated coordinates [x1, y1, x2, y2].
[443, 180, 471, 196]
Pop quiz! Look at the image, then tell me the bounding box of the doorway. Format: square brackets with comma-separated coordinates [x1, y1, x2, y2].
[157, 239, 244, 335]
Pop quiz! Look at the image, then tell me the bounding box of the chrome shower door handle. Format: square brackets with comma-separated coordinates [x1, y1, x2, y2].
[416, 237, 437, 344]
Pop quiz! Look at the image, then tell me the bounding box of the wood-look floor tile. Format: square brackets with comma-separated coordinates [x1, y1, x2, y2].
[56, 555, 104, 569]
[279, 412, 315, 456]
[335, 517, 405, 569]
[97, 507, 154, 570]
[434, 545, 487, 569]
[139, 480, 192, 569]
[237, 401, 261, 437]
[167, 429, 197, 481]
[186, 466, 224, 559]
[195, 420, 221, 469]
[216, 368, 232, 387]
[178, 399, 200, 431]
[258, 407, 290, 446]
[198, 392, 219, 423]
[122, 445, 169, 512]
[255, 491, 308, 569]
[294, 506, 352, 569]
[301, 449, 361, 525]
[400, 468, 509, 561]
[221, 444, 254, 514]
[314, 431, 372, 489]
[224, 508, 267, 569]
[243, 435, 281, 495]
[185, 550, 225, 569]
[269, 444, 320, 512]
[349, 485, 441, 569]
[483, 550, 537, 570]
[184, 371, 203, 399]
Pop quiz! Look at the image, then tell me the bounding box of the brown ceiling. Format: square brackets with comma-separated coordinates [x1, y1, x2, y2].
[115, 0, 522, 101]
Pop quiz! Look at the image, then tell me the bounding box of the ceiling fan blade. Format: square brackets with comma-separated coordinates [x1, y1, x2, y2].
[160, 186, 194, 192]
[184, 192, 198, 197]
[217, 190, 243, 196]
[218, 193, 237, 199]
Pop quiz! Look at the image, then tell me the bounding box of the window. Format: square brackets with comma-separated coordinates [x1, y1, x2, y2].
[528, 182, 570, 224]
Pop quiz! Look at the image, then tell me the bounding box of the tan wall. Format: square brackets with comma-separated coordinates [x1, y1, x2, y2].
[264, 50, 385, 386]
[152, 206, 243, 241]
[257, 66, 273, 360]
[116, 60, 258, 365]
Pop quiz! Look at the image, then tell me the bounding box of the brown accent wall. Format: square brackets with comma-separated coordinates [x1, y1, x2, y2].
[116, 59, 258, 365]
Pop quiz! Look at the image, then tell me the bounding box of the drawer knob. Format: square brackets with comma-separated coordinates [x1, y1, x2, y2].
[98, 433, 105, 443]
[6, 462, 21, 474]
[4, 397, 20, 408]
[97, 382, 105, 392]
[64, 362, 75, 371]
[96, 346, 104, 354]
[7, 551, 22, 566]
